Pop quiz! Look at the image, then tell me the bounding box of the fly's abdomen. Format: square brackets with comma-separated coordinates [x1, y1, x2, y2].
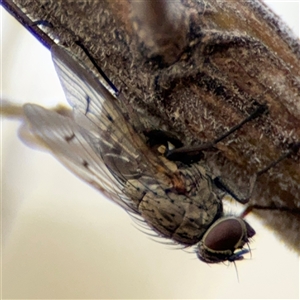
[125, 164, 222, 245]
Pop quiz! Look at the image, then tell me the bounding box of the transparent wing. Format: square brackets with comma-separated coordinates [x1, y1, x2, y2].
[23, 103, 135, 213]
[51, 45, 166, 182]
[22, 45, 177, 215]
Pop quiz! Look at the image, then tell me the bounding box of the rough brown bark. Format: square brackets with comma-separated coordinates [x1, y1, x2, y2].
[2, 0, 300, 252]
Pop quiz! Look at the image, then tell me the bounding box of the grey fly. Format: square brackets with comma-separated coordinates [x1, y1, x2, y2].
[20, 44, 258, 264]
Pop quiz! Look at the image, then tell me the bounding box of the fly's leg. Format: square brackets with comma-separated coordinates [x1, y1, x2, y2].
[30, 20, 53, 28]
[73, 40, 119, 96]
[241, 203, 300, 217]
[213, 175, 256, 205]
[240, 142, 300, 214]
[146, 104, 267, 164]
[215, 142, 300, 205]
[165, 104, 268, 162]
[30, 20, 120, 96]
[255, 142, 300, 177]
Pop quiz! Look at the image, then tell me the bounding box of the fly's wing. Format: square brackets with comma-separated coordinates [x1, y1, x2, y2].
[51, 45, 166, 183]
[23, 44, 174, 214]
[23, 103, 135, 212]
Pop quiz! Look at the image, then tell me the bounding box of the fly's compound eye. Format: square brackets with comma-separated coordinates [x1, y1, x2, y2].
[196, 217, 256, 263]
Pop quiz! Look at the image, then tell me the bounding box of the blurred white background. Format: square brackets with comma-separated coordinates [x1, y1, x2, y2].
[2, 1, 300, 299]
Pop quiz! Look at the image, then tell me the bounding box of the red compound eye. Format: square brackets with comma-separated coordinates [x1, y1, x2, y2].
[204, 218, 244, 251]
[197, 217, 255, 263]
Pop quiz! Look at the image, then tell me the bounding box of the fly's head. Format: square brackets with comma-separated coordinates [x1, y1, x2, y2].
[196, 216, 255, 263]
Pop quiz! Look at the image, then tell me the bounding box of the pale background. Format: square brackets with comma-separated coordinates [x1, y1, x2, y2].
[1, 1, 300, 299]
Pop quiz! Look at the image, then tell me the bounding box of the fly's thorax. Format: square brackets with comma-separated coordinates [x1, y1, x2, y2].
[124, 162, 223, 245]
[196, 216, 256, 263]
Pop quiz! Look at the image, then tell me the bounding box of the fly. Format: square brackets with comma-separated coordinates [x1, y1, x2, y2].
[18, 44, 298, 264]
